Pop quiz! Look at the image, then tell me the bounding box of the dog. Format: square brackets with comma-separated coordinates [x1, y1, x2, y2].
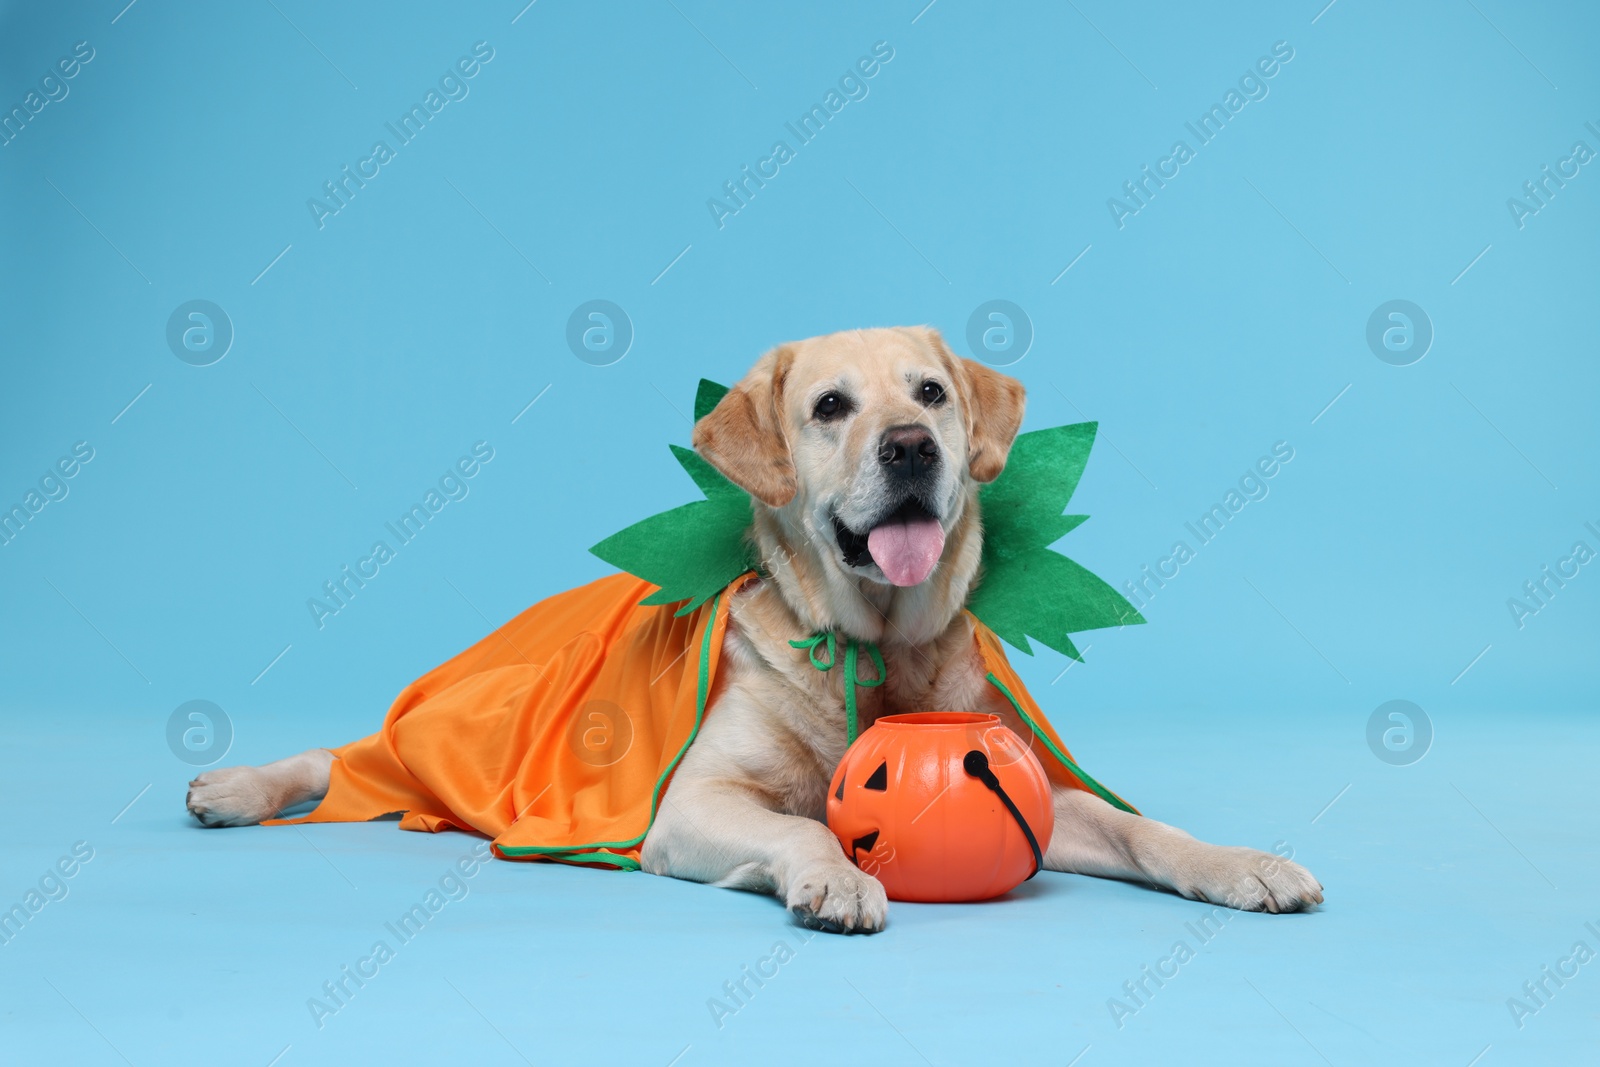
[187, 326, 1322, 932]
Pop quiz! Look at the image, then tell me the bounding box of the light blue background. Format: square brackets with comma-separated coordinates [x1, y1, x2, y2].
[1, 1, 1596, 1064]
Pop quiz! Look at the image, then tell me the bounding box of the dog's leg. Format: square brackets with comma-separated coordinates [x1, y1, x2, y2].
[186, 748, 335, 828]
[641, 780, 887, 933]
[1045, 788, 1323, 913]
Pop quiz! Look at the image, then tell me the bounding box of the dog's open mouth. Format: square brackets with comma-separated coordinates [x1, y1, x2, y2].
[832, 498, 946, 587]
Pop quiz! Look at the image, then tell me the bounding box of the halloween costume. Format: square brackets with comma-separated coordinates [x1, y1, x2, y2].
[270, 381, 1143, 868]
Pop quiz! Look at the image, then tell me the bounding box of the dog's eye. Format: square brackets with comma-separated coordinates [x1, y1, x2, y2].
[919, 380, 946, 406]
[813, 392, 849, 421]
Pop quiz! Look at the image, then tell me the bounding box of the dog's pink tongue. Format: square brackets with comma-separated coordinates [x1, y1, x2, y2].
[867, 517, 945, 587]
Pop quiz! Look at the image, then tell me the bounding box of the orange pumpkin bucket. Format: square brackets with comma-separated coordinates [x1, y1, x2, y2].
[825, 712, 1055, 903]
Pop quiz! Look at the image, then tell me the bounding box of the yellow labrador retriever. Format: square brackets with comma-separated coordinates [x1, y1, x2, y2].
[187, 326, 1321, 932]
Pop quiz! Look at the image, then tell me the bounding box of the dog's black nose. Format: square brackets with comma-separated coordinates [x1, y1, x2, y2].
[878, 425, 939, 479]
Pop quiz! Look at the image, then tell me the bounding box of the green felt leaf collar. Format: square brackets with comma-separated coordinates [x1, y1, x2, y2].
[589, 379, 1144, 655]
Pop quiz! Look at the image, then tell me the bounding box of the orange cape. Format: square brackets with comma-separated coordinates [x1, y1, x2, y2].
[270, 571, 1134, 868]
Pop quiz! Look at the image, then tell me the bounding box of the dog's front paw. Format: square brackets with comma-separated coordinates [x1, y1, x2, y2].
[1174, 845, 1323, 913]
[186, 766, 279, 827]
[785, 862, 888, 934]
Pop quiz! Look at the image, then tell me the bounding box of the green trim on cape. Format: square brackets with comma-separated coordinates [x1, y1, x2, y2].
[983, 672, 1136, 814]
[494, 587, 727, 868]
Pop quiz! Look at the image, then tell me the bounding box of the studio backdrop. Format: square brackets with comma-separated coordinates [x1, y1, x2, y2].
[1, 1, 1595, 1065]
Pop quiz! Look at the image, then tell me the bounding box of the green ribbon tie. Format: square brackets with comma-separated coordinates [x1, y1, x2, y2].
[789, 631, 885, 744]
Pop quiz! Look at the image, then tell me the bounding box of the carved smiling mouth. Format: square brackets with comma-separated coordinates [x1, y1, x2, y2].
[831, 498, 946, 587]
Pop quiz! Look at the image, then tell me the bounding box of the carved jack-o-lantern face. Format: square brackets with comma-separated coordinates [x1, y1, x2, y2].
[825, 712, 1054, 903]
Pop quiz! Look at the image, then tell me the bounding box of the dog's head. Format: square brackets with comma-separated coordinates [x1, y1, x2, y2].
[694, 327, 1024, 603]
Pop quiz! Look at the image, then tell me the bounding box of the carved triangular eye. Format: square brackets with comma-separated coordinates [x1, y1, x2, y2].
[834, 774, 846, 801]
[864, 760, 888, 791]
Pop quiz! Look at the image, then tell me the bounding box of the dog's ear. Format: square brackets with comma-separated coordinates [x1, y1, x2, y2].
[960, 356, 1026, 482]
[693, 345, 798, 507]
[922, 327, 1026, 483]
